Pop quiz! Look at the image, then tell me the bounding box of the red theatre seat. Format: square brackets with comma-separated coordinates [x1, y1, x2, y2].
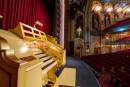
[82, 50, 130, 87]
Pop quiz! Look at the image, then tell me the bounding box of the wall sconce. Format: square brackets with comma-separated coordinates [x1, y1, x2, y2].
[76, 26, 82, 37]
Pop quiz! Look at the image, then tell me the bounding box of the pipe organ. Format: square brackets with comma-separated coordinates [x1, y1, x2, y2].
[0, 22, 66, 87]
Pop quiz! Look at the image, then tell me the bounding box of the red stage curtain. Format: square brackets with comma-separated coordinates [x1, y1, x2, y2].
[0, 0, 51, 34]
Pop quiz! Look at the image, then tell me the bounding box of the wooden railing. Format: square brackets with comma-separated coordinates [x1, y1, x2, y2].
[11, 22, 66, 66]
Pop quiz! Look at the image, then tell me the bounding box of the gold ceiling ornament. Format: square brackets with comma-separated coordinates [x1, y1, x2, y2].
[92, 1, 102, 12]
[104, 3, 113, 13]
[92, 1, 130, 14]
[123, 4, 130, 13]
[114, 4, 123, 13]
[114, 3, 130, 13]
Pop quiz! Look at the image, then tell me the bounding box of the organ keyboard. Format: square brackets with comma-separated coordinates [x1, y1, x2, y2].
[0, 22, 66, 87]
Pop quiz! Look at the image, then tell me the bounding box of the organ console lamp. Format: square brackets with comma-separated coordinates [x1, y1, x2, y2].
[0, 15, 3, 18]
[34, 20, 43, 29]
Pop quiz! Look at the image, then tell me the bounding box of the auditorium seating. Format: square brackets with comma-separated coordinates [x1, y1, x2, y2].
[82, 50, 130, 87]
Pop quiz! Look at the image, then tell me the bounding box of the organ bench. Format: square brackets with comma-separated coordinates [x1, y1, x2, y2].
[0, 22, 66, 87]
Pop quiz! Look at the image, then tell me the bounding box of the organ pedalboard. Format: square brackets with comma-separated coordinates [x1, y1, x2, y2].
[0, 22, 66, 87]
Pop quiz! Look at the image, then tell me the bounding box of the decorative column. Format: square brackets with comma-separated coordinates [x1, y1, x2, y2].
[70, 19, 76, 40]
[60, 0, 65, 48]
[85, 0, 92, 55]
[56, 0, 65, 48]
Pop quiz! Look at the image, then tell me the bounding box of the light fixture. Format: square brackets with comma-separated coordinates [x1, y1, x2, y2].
[92, 1, 102, 12]
[51, 45, 57, 50]
[126, 8, 130, 12]
[114, 3, 130, 13]
[106, 36, 109, 39]
[77, 26, 82, 37]
[34, 20, 43, 28]
[0, 15, 3, 18]
[92, 1, 130, 15]
[104, 3, 113, 13]
[95, 5, 102, 12]
[106, 7, 113, 12]
[20, 45, 29, 53]
[77, 26, 82, 33]
[124, 5, 130, 12]
[112, 45, 117, 48]
[117, 7, 123, 13]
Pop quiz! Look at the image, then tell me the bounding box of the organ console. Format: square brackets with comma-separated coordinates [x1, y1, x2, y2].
[0, 22, 66, 87]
